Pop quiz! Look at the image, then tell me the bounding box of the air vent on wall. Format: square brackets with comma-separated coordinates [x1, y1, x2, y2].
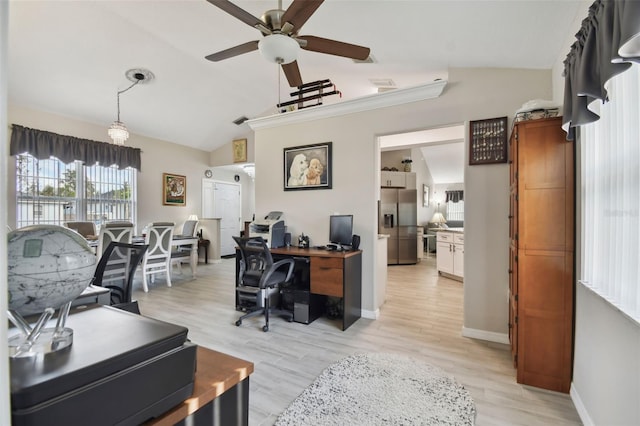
[370, 78, 397, 93]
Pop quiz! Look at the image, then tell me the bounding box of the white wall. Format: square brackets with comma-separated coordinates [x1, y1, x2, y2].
[7, 105, 211, 232]
[551, 1, 640, 424]
[253, 67, 551, 329]
[411, 147, 436, 226]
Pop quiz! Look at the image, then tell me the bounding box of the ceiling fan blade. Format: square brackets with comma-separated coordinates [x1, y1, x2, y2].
[206, 0, 271, 34]
[299, 35, 370, 60]
[282, 61, 303, 87]
[205, 41, 259, 62]
[281, 0, 324, 33]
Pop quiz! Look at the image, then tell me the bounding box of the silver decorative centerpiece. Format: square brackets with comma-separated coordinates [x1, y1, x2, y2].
[7, 225, 96, 357]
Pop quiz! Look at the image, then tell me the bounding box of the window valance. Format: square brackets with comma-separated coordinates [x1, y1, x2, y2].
[445, 190, 463, 203]
[562, 0, 640, 140]
[9, 124, 142, 171]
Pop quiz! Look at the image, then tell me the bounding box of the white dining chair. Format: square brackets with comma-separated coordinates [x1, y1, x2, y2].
[171, 219, 199, 275]
[96, 221, 133, 260]
[140, 222, 174, 292]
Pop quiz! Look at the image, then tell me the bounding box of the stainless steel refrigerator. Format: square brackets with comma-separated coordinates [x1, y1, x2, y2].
[379, 188, 418, 264]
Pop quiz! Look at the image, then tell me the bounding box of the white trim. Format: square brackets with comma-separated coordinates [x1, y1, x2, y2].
[570, 383, 595, 426]
[247, 80, 447, 130]
[461, 326, 510, 344]
[361, 308, 379, 320]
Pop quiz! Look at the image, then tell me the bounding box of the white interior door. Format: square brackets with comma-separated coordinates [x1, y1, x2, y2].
[212, 181, 241, 256]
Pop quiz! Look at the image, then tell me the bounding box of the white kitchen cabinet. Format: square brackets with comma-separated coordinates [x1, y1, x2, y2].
[381, 171, 416, 188]
[436, 231, 464, 279]
[452, 234, 464, 277]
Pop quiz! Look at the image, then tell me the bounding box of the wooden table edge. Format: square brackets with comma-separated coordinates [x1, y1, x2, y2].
[145, 346, 254, 425]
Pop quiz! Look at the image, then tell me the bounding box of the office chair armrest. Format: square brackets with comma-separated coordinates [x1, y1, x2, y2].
[259, 258, 295, 288]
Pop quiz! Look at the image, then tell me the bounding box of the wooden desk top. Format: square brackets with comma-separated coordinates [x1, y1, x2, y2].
[271, 246, 362, 259]
[146, 346, 254, 425]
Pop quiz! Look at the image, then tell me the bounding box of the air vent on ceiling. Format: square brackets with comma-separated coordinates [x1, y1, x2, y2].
[233, 116, 249, 125]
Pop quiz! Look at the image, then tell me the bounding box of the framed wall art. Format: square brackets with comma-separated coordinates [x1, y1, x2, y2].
[232, 138, 247, 163]
[163, 173, 186, 206]
[469, 116, 508, 165]
[283, 142, 332, 191]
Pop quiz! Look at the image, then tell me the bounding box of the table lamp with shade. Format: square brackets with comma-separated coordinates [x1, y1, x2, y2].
[431, 212, 447, 228]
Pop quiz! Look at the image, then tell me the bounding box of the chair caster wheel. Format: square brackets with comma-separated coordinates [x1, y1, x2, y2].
[262, 325, 269, 332]
[235, 320, 242, 326]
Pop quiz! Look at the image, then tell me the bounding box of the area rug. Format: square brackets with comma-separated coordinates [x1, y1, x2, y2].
[274, 353, 476, 426]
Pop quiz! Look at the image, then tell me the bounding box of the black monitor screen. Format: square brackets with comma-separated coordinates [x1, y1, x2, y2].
[329, 215, 353, 246]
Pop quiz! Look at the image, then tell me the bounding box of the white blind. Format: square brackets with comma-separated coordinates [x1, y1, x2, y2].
[581, 64, 640, 323]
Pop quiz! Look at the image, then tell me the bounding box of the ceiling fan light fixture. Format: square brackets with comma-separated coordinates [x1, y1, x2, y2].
[258, 34, 299, 64]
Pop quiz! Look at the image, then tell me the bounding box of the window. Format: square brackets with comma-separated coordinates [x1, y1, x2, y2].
[16, 154, 137, 230]
[581, 64, 640, 323]
[446, 200, 464, 221]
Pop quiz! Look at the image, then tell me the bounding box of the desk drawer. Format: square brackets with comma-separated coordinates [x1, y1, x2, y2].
[310, 257, 343, 297]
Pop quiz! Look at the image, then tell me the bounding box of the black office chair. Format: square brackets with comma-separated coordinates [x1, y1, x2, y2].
[92, 242, 148, 313]
[234, 236, 295, 332]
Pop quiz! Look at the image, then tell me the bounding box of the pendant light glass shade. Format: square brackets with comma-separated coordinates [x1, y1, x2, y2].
[258, 34, 299, 64]
[108, 121, 129, 145]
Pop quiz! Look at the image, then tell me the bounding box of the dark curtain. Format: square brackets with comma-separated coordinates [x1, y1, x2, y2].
[9, 124, 142, 171]
[562, 0, 640, 140]
[445, 190, 463, 203]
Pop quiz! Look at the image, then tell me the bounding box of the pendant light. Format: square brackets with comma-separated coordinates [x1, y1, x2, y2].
[108, 68, 154, 145]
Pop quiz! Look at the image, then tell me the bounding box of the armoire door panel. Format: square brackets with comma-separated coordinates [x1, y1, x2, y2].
[519, 250, 572, 313]
[509, 117, 574, 394]
[519, 125, 569, 186]
[519, 189, 568, 250]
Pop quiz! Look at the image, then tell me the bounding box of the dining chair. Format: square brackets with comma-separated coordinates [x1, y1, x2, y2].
[64, 221, 97, 239]
[96, 221, 134, 259]
[171, 219, 199, 275]
[180, 219, 199, 238]
[140, 222, 174, 292]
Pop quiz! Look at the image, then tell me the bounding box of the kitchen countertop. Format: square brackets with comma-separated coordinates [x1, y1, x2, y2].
[435, 228, 464, 234]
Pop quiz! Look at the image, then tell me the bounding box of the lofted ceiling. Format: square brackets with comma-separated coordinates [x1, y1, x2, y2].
[7, 0, 585, 153]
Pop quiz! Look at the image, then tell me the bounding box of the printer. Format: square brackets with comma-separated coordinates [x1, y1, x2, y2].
[249, 211, 286, 248]
[10, 306, 196, 426]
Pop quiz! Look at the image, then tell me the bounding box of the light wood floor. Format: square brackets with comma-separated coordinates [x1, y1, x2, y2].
[133, 255, 582, 426]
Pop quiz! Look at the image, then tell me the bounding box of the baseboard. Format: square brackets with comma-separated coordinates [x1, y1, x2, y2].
[570, 383, 594, 426]
[461, 327, 509, 344]
[361, 309, 379, 320]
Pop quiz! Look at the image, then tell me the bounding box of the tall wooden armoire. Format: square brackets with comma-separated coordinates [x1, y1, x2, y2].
[508, 116, 575, 393]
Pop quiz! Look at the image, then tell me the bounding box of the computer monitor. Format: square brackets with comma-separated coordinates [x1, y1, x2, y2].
[329, 215, 353, 249]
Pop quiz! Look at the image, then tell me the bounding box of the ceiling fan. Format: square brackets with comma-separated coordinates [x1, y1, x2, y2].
[205, 0, 371, 87]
